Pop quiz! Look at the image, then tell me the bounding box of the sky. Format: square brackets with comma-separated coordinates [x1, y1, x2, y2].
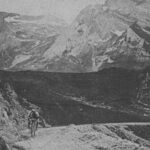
[0, 0, 105, 23]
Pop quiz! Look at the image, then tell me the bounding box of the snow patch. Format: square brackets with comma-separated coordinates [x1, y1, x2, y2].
[112, 30, 124, 36]
[11, 55, 31, 67]
[5, 16, 19, 23]
[92, 55, 114, 71]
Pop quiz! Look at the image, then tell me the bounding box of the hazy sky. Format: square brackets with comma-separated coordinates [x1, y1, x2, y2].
[0, 0, 105, 23]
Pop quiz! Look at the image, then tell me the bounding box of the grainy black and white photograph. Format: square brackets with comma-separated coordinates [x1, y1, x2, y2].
[0, 0, 150, 149]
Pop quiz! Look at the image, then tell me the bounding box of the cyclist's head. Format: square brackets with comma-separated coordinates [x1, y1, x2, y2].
[31, 108, 36, 112]
[30, 107, 40, 113]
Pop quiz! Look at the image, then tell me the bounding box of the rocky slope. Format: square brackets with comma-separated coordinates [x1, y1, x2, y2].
[0, 76, 45, 149]
[0, 81, 27, 149]
[0, 0, 150, 72]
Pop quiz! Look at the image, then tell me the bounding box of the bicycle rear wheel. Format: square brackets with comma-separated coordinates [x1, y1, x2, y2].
[31, 119, 37, 137]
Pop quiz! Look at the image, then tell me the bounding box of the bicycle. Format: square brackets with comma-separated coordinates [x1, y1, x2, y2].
[29, 118, 38, 137]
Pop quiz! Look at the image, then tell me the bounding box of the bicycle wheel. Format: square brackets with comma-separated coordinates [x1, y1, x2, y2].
[31, 119, 36, 137]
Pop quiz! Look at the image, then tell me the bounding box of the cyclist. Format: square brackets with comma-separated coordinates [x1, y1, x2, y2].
[28, 109, 39, 130]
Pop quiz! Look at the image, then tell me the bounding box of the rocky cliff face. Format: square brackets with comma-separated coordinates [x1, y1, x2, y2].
[0, 81, 28, 148]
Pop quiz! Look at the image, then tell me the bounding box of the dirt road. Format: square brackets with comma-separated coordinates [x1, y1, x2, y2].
[12, 123, 150, 150]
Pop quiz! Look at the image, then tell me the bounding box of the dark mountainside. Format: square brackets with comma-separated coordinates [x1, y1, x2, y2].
[0, 67, 150, 126]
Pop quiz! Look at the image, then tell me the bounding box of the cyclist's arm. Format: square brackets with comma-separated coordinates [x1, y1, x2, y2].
[28, 112, 32, 119]
[36, 112, 40, 118]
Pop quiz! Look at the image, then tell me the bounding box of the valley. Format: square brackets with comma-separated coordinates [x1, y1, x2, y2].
[1, 0, 150, 149]
[0, 68, 150, 126]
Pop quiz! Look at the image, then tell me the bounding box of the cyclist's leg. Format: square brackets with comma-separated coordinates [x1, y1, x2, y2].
[36, 119, 39, 130]
[30, 120, 34, 137]
[28, 119, 30, 128]
[34, 121, 37, 136]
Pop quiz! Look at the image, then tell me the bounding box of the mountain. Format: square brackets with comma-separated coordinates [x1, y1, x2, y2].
[41, 0, 150, 72]
[42, 0, 150, 72]
[0, 12, 67, 71]
[0, 0, 150, 72]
